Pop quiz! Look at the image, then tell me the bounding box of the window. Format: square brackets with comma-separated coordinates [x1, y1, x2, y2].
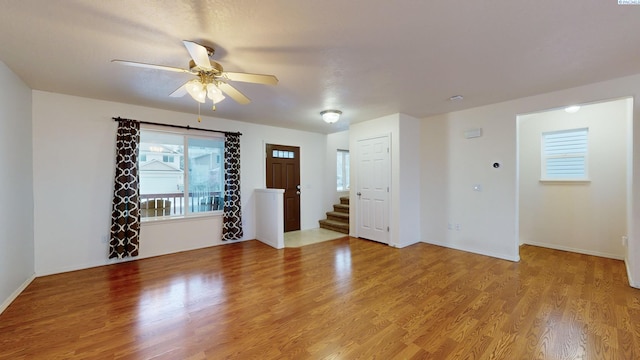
[337, 149, 350, 191]
[541, 128, 588, 181]
[272, 150, 295, 158]
[139, 129, 225, 218]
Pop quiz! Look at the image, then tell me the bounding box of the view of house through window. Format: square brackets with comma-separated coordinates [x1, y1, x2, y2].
[139, 129, 224, 218]
[337, 149, 350, 191]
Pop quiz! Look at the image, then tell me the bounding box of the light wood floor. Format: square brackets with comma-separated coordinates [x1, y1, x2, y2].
[283, 228, 346, 248]
[1, 238, 639, 359]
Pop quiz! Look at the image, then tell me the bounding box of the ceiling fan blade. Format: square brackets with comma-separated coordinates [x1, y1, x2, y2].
[111, 59, 192, 74]
[221, 72, 279, 85]
[183, 40, 212, 71]
[218, 83, 251, 104]
[169, 82, 188, 97]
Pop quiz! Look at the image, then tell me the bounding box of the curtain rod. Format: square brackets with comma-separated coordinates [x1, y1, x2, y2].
[112, 117, 242, 136]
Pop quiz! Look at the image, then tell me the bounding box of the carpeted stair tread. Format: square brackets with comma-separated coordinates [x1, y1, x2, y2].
[340, 196, 349, 205]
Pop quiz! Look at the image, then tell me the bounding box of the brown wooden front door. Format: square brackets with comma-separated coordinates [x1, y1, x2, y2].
[266, 144, 301, 232]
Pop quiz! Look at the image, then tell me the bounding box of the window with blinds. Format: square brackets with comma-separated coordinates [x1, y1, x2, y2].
[541, 128, 589, 181]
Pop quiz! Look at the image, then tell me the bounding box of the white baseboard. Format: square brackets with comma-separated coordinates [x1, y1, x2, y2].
[1, 274, 36, 315]
[625, 259, 639, 289]
[524, 241, 624, 260]
[393, 239, 421, 249]
[423, 240, 520, 262]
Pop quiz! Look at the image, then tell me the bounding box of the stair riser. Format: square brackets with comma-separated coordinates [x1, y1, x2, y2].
[327, 214, 348, 222]
[333, 205, 349, 214]
[319, 223, 349, 234]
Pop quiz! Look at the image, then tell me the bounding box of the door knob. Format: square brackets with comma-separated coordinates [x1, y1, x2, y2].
[357, 192, 361, 196]
[296, 191, 301, 195]
[296, 184, 301, 190]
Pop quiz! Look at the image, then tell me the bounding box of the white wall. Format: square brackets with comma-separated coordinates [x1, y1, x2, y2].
[421, 73, 640, 287]
[32, 91, 327, 276]
[0, 61, 34, 312]
[421, 106, 519, 261]
[324, 130, 350, 212]
[397, 114, 422, 247]
[349, 113, 421, 248]
[518, 98, 629, 259]
[255, 188, 284, 249]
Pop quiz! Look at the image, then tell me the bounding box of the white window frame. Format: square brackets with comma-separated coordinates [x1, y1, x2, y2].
[540, 127, 589, 182]
[139, 125, 225, 222]
[337, 149, 350, 191]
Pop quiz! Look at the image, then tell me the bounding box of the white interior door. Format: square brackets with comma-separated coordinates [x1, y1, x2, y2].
[357, 135, 389, 244]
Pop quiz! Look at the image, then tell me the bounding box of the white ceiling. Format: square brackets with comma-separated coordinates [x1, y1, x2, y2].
[1, 1, 640, 133]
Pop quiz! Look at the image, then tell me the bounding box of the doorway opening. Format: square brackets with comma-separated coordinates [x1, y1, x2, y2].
[516, 97, 633, 260]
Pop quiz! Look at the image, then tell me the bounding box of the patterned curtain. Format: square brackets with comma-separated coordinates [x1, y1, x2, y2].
[223, 133, 243, 240]
[109, 119, 141, 258]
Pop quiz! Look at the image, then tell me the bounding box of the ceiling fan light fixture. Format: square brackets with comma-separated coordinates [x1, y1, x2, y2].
[321, 109, 342, 124]
[185, 79, 206, 103]
[206, 83, 226, 103]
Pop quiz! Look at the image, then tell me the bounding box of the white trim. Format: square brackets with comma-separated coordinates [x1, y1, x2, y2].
[539, 179, 591, 183]
[392, 238, 421, 248]
[625, 259, 640, 288]
[524, 241, 624, 260]
[141, 211, 222, 225]
[1, 274, 36, 315]
[423, 239, 520, 262]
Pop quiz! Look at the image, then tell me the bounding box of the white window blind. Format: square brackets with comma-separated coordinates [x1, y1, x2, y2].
[542, 128, 588, 180]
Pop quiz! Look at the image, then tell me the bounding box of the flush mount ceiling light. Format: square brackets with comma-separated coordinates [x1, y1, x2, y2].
[565, 105, 581, 113]
[321, 110, 342, 124]
[449, 95, 464, 101]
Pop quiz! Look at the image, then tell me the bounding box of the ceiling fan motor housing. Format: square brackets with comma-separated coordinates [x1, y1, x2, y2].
[189, 59, 223, 74]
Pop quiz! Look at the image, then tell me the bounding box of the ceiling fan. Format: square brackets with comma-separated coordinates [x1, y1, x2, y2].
[112, 40, 278, 110]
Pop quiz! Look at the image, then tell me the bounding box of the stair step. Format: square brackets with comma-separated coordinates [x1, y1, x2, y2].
[333, 203, 349, 213]
[340, 196, 349, 205]
[327, 211, 349, 222]
[319, 219, 349, 234]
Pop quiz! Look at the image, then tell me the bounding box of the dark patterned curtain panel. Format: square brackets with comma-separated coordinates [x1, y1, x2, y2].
[109, 119, 141, 258]
[223, 133, 243, 240]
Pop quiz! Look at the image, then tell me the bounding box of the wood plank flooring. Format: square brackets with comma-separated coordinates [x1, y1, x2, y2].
[1, 238, 639, 359]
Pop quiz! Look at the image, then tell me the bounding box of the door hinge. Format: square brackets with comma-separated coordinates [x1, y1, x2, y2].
[387, 147, 389, 153]
[387, 226, 390, 232]
[387, 186, 389, 192]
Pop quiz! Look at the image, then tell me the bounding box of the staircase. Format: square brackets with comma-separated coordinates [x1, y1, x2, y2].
[319, 196, 350, 234]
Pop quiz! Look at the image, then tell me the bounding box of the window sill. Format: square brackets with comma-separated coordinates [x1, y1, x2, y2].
[539, 179, 591, 184]
[141, 211, 223, 225]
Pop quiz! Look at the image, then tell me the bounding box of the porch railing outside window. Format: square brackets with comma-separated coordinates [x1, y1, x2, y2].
[140, 191, 223, 217]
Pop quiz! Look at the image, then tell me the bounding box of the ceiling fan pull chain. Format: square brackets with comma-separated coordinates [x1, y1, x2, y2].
[197, 102, 202, 123]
